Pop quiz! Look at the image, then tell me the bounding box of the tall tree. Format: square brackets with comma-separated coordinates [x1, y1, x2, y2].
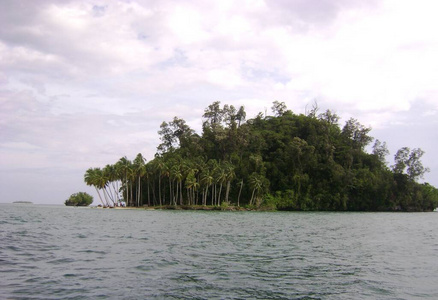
[84, 168, 106, 207]
[133, 153, 146, 206]
[157, 121, 176, 154]
[203, 101, 224, 126]
[271, 100, 287, 117]
[406, 148, 430, 181]
[393, 147, 430, 181]
[372, 139, 389, 165]
[236, 106, 246, 127]
[116, 157, 132, 206]
[342, 118, 373, 150]
[392, 147, 410, 174]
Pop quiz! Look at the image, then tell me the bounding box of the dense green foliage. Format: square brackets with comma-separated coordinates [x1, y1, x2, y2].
[65, 192, 93, 206]
[84, 101, 438, 211]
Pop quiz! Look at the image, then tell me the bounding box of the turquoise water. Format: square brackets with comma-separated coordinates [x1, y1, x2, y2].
[1, 204, 437, 299]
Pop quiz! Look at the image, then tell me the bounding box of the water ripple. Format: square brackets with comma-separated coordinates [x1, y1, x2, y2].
[1, 205, 438, 299]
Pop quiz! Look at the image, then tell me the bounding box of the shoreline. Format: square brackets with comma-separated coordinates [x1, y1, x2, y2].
[90, 205, 257, 211]
[88, 204, 437, 212]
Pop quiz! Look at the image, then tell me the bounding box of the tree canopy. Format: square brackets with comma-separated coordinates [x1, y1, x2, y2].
[65, 192, 93, 206]
[84, 101, 437, 212]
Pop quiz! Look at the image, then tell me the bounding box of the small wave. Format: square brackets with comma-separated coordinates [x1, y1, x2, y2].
[47, 258, 75, 265]
[77, 249, 107, 255]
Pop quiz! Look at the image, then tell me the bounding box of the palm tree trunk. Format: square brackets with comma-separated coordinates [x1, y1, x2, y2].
[102, 188, 110, 207]
[111, 182, 119, 203]
[237, 180, 243, 207]
[130, 182, 134, 207]
[151, 179, 156, 206]
[218, 183, 223, 206]
[105, 187, 116, 207]
[137, 176, 141, 207]
[179, 181, 183, 205]
[158, 175, 162, 206]
[95, 187, 105, 206]
[124, 175, 127, 205]
[169, 178, 172, 206]
[250, 188, 256, 206]
[147, 181, 151, 206]
[225, 181, 231, 203]
[173, 182, 179, 206]
[211, 185, 215, 206]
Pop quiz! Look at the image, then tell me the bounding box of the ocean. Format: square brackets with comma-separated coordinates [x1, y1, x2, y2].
[1, 204, 437, 299]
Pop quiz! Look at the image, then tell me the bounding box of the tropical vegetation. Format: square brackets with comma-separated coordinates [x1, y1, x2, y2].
[84, 101, 438, 211]
[65, 192, 93, 206]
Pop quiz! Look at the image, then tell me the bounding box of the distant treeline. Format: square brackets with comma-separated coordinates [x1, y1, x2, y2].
[85, 101, 438, 211]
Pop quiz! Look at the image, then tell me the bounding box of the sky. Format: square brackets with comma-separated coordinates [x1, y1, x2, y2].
[1, 0, 437, 205]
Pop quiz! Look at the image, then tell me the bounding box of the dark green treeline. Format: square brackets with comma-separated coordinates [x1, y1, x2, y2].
[84, 101, 438, 211]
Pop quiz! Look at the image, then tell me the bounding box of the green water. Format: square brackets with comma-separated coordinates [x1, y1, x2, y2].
[1, 204, 437, 299]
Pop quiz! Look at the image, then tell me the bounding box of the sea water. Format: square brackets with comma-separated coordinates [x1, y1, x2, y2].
[1, 204, 437, 299]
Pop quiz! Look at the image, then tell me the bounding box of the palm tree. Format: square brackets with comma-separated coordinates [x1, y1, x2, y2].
[84, 168, 106, 207]
[116, 157, 132, 206]
[175, 164, 184, 205]
[127, 164, 136, 206]
[185, 170, 198, 205]
[214, 164, 226, 206]
[96, 167, 115, 207]
[162, 162, 172, 206]
[85, 167, 112, 207]
[200, 170, 213, 206]
[103, 164, 120, 204]
[170, 164, 181, 205]
[207, 160, 219, 205]
[145, 162, 152, 206]
[154, 157, 166, 206]
[224, 162, 235, 204]
[237, 179, 243, 207]
[249, 172, 263, 206]
[193, 157, 207, 204]
[133, 153, 146, 207]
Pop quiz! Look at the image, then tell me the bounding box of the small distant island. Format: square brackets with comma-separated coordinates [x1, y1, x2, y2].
[64, 192, 93, 206]
[13, 201, 33, 204]
[84, 101, 438, 212]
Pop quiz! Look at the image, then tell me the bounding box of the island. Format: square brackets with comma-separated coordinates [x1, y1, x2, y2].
[13, 201, 33, 204]
[84, 101, 438, 212]
[64, 192, 93, 206]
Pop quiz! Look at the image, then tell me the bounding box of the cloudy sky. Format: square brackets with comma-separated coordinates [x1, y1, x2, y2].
[1, 0, 437, 205]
